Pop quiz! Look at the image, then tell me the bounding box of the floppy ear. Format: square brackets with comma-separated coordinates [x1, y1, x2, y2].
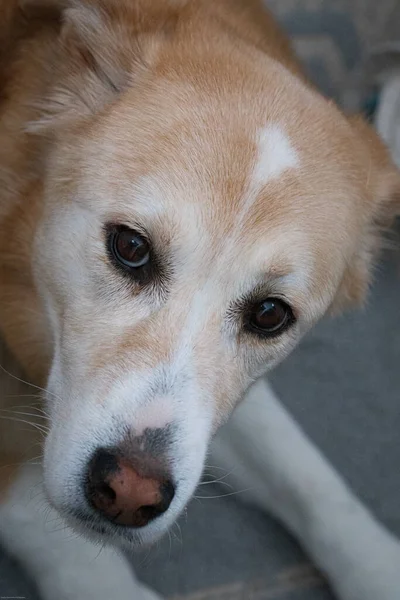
[349, 115, 400, 218]
[331, 115, 400, 312]
[24, 0, 178, 129]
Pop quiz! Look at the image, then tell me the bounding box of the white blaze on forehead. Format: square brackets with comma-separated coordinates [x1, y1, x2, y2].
[236, 124, 300, 226]
[253, 124, 300, 186]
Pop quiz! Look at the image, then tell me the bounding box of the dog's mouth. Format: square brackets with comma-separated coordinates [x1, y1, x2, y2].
[62, 507, 151, 547]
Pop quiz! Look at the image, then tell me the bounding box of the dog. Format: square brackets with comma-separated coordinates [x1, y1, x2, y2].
[1, 1, 400, 599]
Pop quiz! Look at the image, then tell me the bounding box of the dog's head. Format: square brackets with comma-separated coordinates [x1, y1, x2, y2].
[28, 0, 399, 546]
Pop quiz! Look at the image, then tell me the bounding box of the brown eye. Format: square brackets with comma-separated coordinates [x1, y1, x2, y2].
[111, 228, 150, 269]
[249, 298, 292, 336]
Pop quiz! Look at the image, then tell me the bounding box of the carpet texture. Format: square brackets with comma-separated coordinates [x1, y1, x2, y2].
[1, 1, 400, 599]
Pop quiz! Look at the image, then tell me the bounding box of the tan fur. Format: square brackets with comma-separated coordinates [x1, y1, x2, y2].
[0, 0, 399, 504]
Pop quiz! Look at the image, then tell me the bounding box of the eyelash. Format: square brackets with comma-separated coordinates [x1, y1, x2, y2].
[104, 223, 173, 298]
[228, 296, 296, 340]
[105, 226, 151, 280]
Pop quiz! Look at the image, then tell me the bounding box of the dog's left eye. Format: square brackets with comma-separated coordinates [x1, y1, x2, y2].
[110, 227, 150, 269]
[246, 298, 294, 337]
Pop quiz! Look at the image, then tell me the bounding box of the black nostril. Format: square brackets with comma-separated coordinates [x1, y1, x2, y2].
[134, 480, 175, 527]
[85, 449, 119, 510]
[137, 481, 175, 519]
[89, 450, 119, 481]
[144, 480, 175, 516]
[160, 480, 175, 512]
[96, 481, 116, 502]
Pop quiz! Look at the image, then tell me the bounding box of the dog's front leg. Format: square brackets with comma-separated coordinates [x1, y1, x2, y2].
[211, 378, 400, 600]
[0, 462, 162, 600]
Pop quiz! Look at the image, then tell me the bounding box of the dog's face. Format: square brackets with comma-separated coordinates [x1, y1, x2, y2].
[28, 0, 399, 547]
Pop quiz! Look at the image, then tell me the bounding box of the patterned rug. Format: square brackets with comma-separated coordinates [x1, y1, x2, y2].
[269, 0, 400, 107]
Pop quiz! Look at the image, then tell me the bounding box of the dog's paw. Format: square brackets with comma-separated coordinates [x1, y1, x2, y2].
[39, 571, 163, 600]
[34, 544, 164, 600]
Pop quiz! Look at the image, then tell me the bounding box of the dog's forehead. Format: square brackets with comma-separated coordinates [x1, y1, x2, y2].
[90, 74, 353, 226]
[82, 73, 359, 296]
[102, 118, 298, 236]
[102, 122, 319, 302]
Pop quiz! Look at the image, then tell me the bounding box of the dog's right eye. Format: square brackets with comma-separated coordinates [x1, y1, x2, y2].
[107, 226, 151, 277]
[245, 298, 294, 338]
[112, 228, 150, 268]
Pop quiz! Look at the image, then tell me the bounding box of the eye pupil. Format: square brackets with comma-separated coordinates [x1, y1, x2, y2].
[112, 229, 150, 269]
[250, 299, 290, 334]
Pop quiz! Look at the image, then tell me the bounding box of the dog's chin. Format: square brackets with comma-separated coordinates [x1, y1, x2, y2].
[59, 510, 166, 550]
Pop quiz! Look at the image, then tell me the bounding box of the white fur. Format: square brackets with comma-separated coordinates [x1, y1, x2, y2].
[211, 378, 400, 600]
[0, 464, 161, 600]
[253, 125, 300, 187]
[43, 357, 212, 546]
[235, 124, 300, 225]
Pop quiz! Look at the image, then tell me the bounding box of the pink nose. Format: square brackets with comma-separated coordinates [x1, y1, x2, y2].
[86, 450, 175, 528]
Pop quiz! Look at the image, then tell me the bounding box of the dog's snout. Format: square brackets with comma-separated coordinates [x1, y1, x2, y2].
[85, 449, 175, 528]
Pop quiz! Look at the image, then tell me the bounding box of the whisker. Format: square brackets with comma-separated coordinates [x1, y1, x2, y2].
[92, 543, 106, 563]
[4, 400, 48, 408]
[26, 458, 44, 469]
[201, 465, 238, 485]
[5, 393, 43, 400]
[39, 504, 53, 524]
[5, 399, 49, 411]
[199, 480, 234, 491]
[194, 487, 254, 500]
[47, 523, 72, 535]
[0, 450, 43, 470]
[0, 409, 49, 422]
[30, 486, 47, 501]
[172, 521, 183, 546]
[0, 415, 49, 436]
[167, 529, 172, 558]
[0, 363, 61, 402]
[203, 464, 229, 472]
[137, 544, 154, 568]
[44, 514, 65, 526]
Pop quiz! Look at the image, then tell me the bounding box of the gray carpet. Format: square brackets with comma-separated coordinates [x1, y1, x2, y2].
[1, 1, 400, 599]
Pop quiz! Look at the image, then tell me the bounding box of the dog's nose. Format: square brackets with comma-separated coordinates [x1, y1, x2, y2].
[85, 449, 175, 527]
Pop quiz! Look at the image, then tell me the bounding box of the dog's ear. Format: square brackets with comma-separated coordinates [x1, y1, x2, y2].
[331, 115, 400, 312]
[349, 115, 400, 218]
[26, 0, 178, 129]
